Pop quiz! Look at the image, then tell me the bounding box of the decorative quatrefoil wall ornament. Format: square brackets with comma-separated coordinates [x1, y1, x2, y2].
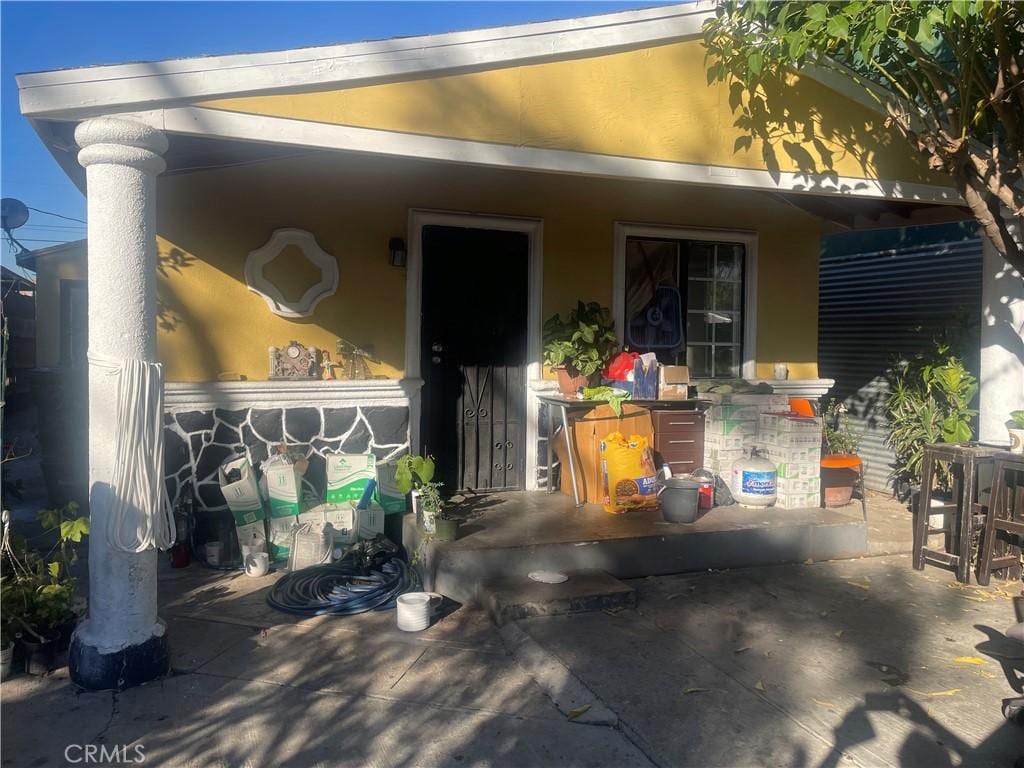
[244, 228, 338, 318]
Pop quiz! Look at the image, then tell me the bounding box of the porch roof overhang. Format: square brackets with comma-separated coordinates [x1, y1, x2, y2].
[17, 1, 967, 223]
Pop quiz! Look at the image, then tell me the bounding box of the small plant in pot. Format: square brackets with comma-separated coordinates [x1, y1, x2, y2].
[821, 399, 863, 508]
[395, 454, 443, 533]
[543, 302, 618, 397]
[1007, 411, 1024, 454]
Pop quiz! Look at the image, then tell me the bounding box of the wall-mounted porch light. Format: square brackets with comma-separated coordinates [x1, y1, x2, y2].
[388, 237, 407, 267]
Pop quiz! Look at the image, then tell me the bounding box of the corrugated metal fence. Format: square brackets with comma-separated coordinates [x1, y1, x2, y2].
[818, 234, 982, 491]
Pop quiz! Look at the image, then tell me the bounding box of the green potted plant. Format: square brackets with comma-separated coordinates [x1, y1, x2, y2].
[395, 454, 445, 534]
[1, 504, 88, 675]
[543, 302, 618, 397]
[820, 399, 863, 508]
[885, 350, 977, 499]
[432, 493, 459, 543]
[1007, 410, 1024, 454]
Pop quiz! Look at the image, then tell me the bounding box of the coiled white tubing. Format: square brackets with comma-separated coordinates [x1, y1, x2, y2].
[90, 354, 175, 553]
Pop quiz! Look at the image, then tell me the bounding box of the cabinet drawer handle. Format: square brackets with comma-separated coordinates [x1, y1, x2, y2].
[668, 439, 696, 444]
[668, 460, 696, 466]
[667, 420, 697, 426]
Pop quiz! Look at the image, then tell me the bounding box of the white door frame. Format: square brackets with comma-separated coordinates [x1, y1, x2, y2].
[613, 222, 758, 380]
[406, 209, 545, 490]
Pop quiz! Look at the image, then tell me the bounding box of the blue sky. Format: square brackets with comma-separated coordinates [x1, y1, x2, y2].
[1, 1, 662, 268]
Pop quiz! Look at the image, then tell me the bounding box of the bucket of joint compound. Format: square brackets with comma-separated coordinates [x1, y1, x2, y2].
[731, 449, 777, 508]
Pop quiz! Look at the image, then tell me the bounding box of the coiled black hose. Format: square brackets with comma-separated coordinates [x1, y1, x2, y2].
[267, 553, 420, 617]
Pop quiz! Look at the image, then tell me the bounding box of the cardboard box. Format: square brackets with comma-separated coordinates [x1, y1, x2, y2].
[773, 461, 821, 480]
[357, 507, 386, 539]
[704, 404, 762, 422]
[777, 476, 821, 493]
[759, 413, 823, 434]
[776, 491, 821, 509]
[267, 516, 297, 561]
[374, 460, 408, 514]
[551, 404, 654, 503]
[325, 453, 376, 505]
[705, 432, 752, 451]
[265, 460, 304, 517]
[217, 456, 268, 553]
[704, 418, 758, 438]
[299, 504, 357, 546]
[700, 392, 790, 408]
[761, 444, 822, 464]
[658, 365, 690, 400]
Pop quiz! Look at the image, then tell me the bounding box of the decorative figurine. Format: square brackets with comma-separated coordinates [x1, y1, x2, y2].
[269, 341, 320, 379]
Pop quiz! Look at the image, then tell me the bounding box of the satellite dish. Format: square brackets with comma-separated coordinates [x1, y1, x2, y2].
[1, 198, 29, 231]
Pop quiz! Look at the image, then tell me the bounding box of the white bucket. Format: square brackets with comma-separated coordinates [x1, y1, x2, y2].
[205, 541, 224, 566]
[396, 592, 438, 632]
[244, 552, 270, 578]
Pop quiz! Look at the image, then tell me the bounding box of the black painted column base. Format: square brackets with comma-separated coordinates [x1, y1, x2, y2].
[69, 629, 170, 691]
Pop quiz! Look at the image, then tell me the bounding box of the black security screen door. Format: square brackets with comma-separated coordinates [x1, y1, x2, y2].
[420, 225, 529, 493]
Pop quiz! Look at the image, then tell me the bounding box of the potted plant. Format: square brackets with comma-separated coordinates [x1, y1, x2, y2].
[820, 399, 863, 508]
[0, 504, 88, 675]
[885, 352, 977, 500]
[395, 454, 443, 533]
[433, 505, 459, 543]
[543, 302, 618, 397]
[1007, 411, 1024, 454]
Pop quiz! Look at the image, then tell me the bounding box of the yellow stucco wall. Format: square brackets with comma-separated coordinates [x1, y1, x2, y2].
[34, 250, 86, 368]
[200, 39, 947, 187]
[156, 151, 821, 382]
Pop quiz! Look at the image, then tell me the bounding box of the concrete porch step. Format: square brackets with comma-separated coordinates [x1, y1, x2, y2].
[482, 569, 637, 626]
[407, 492, 868, 606]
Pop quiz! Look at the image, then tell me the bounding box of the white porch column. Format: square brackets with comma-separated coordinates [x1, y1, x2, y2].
[70, 117, 170, 690]
[979, 222, 1024, 446]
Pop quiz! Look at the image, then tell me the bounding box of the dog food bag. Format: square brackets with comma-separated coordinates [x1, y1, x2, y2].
[600, 432, 659, 514]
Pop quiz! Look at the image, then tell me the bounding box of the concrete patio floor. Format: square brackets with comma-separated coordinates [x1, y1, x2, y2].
[3, 549, 1021, 767]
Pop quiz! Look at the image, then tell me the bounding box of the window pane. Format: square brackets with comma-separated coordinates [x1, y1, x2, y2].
[687, 280, 709, 311]
[711, 312, 739, 343]
[715, 245, 743, 281]
[686, 312, 711, 343]
[686, 345, 712, 378]
[686, 243, 714, 278]
[714, 346, 739, 378]
[625, 239, 677, 324]
[712, 281, 740, 312]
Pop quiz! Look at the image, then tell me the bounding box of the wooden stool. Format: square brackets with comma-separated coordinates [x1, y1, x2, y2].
[913, 444, 998, 583]
[976, 452, 1024, 586]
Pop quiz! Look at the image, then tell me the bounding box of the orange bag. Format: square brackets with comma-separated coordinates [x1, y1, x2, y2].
[600, 432, 659, 514]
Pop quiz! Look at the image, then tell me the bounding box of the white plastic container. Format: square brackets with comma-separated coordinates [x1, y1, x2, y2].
[731, 449, 777, 508]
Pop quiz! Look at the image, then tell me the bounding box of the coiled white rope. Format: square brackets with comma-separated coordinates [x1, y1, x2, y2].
[89, 353, 175, 552]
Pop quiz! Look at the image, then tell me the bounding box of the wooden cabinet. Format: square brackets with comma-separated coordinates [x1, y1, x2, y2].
[652, 410, 705, 474]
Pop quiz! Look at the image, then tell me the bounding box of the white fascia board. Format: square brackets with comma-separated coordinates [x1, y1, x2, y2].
[18, 3, 714, 119]
[157, 106, 964, 205]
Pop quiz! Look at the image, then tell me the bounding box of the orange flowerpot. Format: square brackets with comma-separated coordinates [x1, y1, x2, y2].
[820, 453, 862, 508]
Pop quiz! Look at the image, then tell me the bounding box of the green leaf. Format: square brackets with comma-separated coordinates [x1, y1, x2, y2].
[747, 52, 763, 76]
[874, 4, 891, 32]
[60, 517, 89, 543]
[47, 562, 60, 579]
[827, 15, 850, 40]
[806, 3, 827, 22]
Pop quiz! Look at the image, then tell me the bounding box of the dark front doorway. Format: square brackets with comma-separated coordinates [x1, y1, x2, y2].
[420, 224, 529, 493]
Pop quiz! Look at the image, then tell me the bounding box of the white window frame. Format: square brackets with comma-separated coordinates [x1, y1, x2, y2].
[405, 209, 544, 490]
[612, 222, 758, 380]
